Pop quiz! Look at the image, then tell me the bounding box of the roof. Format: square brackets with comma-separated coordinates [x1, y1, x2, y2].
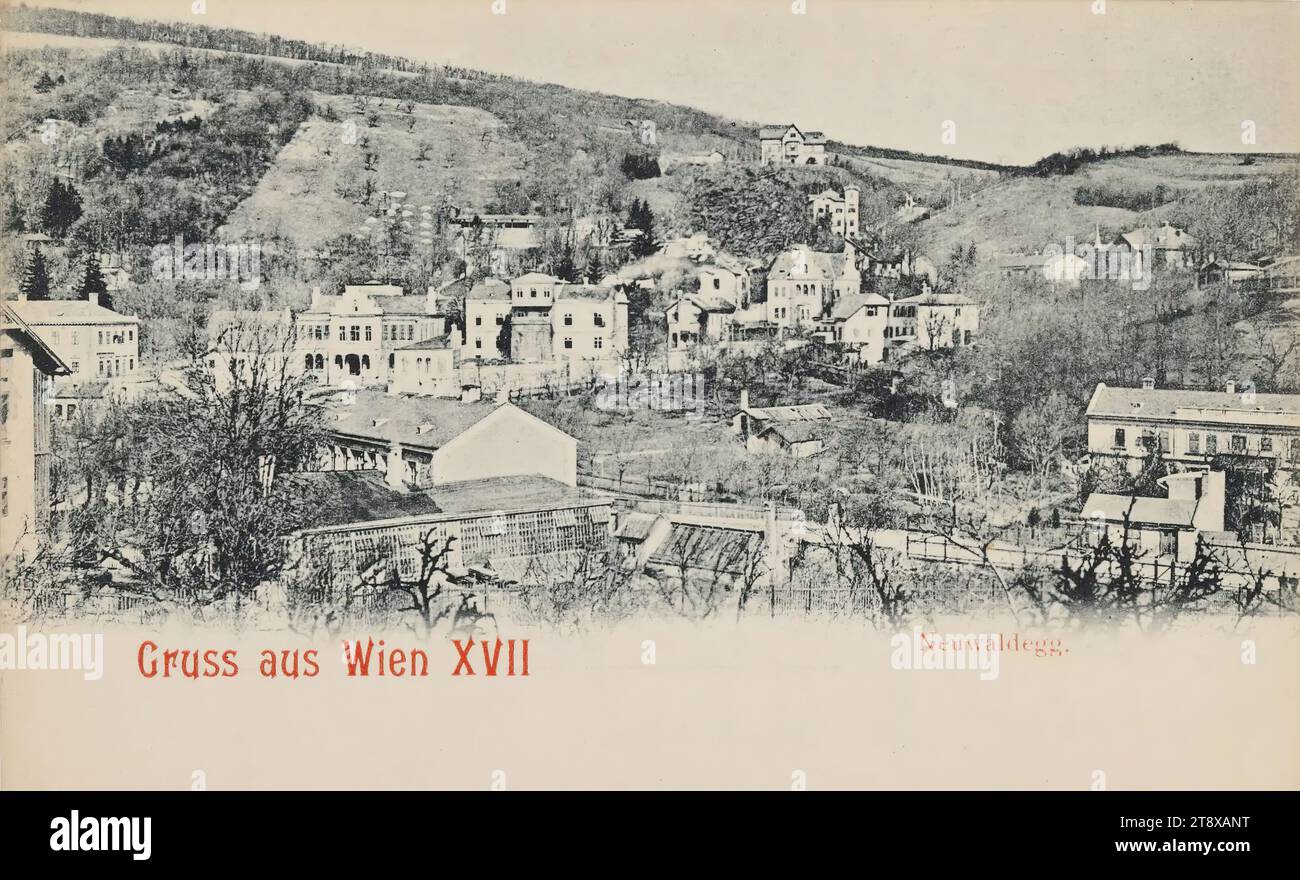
[513, 272, 561, 284]
[687, 294, 736, 314]
[399, 336, 452, 351]
[1083, 493, 1197, 527]
[829, 292, 890, 320]
[895, 292, 975, 307]
[758, 421, 827, 445]
[326, 390, 498, 450]
[615, 512, 661, 542]
[647, 523, 763, 574]
[1117, 224, 1197, 251]
[759, 124, 796, 139]
[1086, 383, 1300, 424]
[294, 472, 604, 531]
[375, 295, 435, 316]
[739, 402, 833, 423]
[304, 291, 434, 317]
[0, 303, 72, 376]
[7, 297, 137, 326]
[557, 285, 620, 302]
[467, 278, 511, 301]
[768, 246, 855, 283]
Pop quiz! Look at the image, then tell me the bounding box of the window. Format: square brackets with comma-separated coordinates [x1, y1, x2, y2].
[495, 315, 503, 325]
[594, 314, 605, 328]
[475, 339, 482, 349]
[51, 331, 60, 344]
[564, 338, 573, 350]
[1, 477, 6, 516]
[383, 326, 391, 341]
[338, 326, 345, 341]
[712, 278, 721, 290]
[563, 313, 573, 326]
[1231, 435, 1246, 453]
[1261, 437, 1273, 453]
[70, 361, 79, 372]
[475, 316, 483, 326]
[365, 326, 373, 342]
[97, 331, 104, 345]
[350, 326, 360, 342]
[530, 289, 537, 298]
[71, 332, 79, 345]
[1113, 428, 1126, 449]
[1188, 432, 1200, 454]
[594, 338, 603, 350]
[0, 392, 7, 426]
[1291, 438, 1300, 462]
[1206, 434, 1218, 454]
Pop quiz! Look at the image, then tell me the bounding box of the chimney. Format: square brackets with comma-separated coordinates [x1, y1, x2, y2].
[385, 443, 407, 491]
[426, 285, 440, 314]
[310, 286, 322, 309]
[739, 388, 750, 412]
[1141, 376, 1155, 390]
[1225, 380, 1236, 395]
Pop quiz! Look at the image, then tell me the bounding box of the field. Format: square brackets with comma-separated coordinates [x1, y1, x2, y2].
[222, 93, 531, 248]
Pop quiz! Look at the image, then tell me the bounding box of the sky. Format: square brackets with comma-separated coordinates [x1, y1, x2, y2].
[17, 0, 1300, 164]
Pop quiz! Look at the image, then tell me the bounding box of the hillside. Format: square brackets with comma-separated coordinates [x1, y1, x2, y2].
[3, 7, 1297, 287]
[921, 152, 1300, 262]
[222, 94, 530, 248]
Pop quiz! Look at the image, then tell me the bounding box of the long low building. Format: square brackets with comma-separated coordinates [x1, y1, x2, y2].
[1086, 381, 1300, 474]
[318, 389, 578, 489]
[289, 471, 615, 595]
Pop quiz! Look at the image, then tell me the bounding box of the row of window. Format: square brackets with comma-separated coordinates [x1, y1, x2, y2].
[773, 284, 821, 298]
[302, 323, 417, 342]
[1113, 428, 1300, 459]
[97, 357, 133, 377]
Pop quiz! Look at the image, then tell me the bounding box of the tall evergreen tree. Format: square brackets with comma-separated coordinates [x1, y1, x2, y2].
[19, 249, 52, 301]
[78, 253, 110, 308]
[40, 179, 82, 237]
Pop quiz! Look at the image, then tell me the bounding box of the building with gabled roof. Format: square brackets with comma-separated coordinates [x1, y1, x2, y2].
[319, 389, 578, 491]
[7, 292, 140, 382]
[765, 243, 861, 331]
[759, 123, 828, 165]
[731, 390, 833, 457]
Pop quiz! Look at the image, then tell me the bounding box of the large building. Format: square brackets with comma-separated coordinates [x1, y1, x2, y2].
[319, 389, 578, 490]
[209, 283, 454, 393]
[287, 389, 604, 600]
[764, 244, 861, 331]
[1085, 381, 1300, 477]
[504, 274, 629, 364]
[759, 124, 828, 165]
[808, 186, 860, 239]
[7, 292, 139, 381]
[1, 303, 71, 558]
